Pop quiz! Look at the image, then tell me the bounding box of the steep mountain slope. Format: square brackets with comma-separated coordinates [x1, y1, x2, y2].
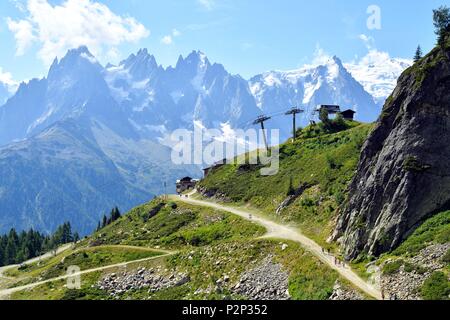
[333, 42, 450, 260]
[0, 48, 200, 234]
[198, 122, 373, 246]
[0, 117, 200, 235]
[249, 56, 379, 136]
[0, 78, 48, 145]
[0, 119, 142, 234]
[0, 47, 138, 146]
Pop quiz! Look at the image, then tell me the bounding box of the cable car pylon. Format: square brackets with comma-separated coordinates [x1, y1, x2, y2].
[253, 115, 272, 152]
[285, 107, 304, 142]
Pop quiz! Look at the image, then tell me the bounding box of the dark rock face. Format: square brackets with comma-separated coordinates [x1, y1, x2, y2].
[333, 46, 450, 260]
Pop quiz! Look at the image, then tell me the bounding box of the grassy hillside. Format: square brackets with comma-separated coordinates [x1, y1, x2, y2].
[5, 246, 163, 284]
[392, 211, 450, 257]
[3, 200, 364, 300]
[86, 200, 265, 248]
[198, 122, 373, 245]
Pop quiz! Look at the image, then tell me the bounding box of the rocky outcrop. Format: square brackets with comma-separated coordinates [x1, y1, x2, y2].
[276, 183, 312, 215]
[231, 256, 290, 300]
[96, 267, 190, 298]
[333, 44, 450, 260]
[380, 243, 450, 300]
[197, 186, 231, 202]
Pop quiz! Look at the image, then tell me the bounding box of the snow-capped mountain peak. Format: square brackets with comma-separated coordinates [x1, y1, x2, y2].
[59, 46, 99, 65]
[249, 55, 379, 130]
[177, 50, 210, 68]
[314, 55, 346, 82]
[0, 46, 120, 144]
[119, 48, 158, 80]
[345, 51, 412, 106]
[48, 46, 102, 82]
[1, 47, 410, 147]
[252, 55, 347, 91]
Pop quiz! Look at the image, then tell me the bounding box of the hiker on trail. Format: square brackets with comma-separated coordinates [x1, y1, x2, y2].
[381, 289, 385, 300]
[249, 214, 253, 220]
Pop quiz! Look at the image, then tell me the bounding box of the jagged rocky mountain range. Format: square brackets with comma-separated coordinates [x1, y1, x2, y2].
[0, 47, 410, 146]
[105, 49, 261, 136]
[0, 46, 409, 234]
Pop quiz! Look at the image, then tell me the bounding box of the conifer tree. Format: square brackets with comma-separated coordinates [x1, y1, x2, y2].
[111, 207, 121, 222]
[102, 215, 108, 228]
[433, 6, 450, 48]
[414, 45, 423, 62]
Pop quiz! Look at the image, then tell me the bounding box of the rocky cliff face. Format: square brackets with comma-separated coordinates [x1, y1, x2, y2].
[333, 43, 450, 260]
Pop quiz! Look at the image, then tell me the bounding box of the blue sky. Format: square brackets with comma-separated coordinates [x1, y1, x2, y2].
[0, 0, 448, 82]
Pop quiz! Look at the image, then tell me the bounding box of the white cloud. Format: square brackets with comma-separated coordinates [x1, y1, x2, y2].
[197, 0, 215, 10]
[7, 0, 150, 65]
[310, 44, 332, 66]
[161, 35, 173, 45]
[6, 18, 35, 56]
[106, 47, 120, 61]
[161, 29, 181, 45]
[172, 29, 181, 37]
[0, 67, 18, 93]
[358, 34, 375, 50]
[0, 68, 15, 85]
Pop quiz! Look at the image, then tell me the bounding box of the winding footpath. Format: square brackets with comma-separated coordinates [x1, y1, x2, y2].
[0, 247, 176, 299]
[0, 243, 74, 281]
[173, 194, 382, 300]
